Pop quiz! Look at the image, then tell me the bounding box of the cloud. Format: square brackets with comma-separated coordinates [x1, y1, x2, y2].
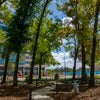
[61, 17, 73, 27]
[46, 52, 85, 70]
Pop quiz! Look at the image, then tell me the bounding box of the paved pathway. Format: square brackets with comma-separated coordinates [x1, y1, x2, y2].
[32, 85, 55, 100]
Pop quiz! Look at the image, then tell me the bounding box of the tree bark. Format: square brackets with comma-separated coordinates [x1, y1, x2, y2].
[1, 52, 9, 83]
[13, 51, 20, 86]
[38, 51, 47, 79]
[72, 34, 78, 80]
[38, 63, 42, 79]
[89, 0, 100, 87]
[81, 43, 86, 84]
[38, 53, 42, 79]
[72, 0, 79, 81]
[29, 0, 50, 84]
[72, 51, 78, 80]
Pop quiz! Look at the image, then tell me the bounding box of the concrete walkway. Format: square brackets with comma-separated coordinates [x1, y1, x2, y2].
[32, 85, 55, 100]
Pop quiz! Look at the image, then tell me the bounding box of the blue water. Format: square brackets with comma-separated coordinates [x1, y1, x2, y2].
[64, 70, 100, 75]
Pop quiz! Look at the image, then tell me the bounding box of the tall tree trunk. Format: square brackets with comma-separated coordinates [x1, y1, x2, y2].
[1, 52, 9, 83]
[72, 34, 78, 80]
[38, 63, 42, 80]
[72, 0, 79, 80]
[89, 0, 100, 87]
[38, 52, 46, 79]
[81, 43, 86, 84]
[13, 51, 20, 86]
[72, 51, 78, 80]
[29, 0, 50, 84]
[38, 54, 42, 79]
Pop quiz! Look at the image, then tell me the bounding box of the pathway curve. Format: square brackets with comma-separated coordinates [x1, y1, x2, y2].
[32, 85, 55, 100]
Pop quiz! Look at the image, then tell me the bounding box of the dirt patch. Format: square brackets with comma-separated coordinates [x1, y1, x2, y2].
[48, 84, 100, 100]
[0, 84, 45, 100]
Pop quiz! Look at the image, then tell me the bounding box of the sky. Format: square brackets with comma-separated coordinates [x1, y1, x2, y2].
[51, 52, 82, 69]
[48, 0, 66, 20]
[47, 0, 88, 70]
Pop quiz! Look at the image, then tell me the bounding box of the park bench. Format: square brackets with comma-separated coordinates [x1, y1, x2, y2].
[55, 82, 79, 93]
[55, 83, 73, 93]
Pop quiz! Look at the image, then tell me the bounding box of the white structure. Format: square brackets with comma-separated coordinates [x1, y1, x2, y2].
[72, 82, 79, 93]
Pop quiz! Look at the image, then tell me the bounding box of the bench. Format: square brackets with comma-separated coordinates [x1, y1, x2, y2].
[55, 83, 73, 93]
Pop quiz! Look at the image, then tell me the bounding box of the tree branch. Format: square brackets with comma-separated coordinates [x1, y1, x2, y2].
[0, 0, 7, 6]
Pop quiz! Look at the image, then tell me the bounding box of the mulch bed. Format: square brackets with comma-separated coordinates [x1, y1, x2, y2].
[48, 84, 100, 100]
[0, 84, 45, 100]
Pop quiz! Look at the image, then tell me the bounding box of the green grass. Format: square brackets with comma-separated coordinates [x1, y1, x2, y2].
[94, 75, 100, 79]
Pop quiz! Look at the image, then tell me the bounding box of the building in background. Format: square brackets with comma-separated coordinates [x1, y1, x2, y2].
[0, 22, 47, 77]
[0, 51, 47, 77]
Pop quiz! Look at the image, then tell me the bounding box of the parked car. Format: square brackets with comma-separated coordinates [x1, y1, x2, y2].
[17, 72, 22, 77]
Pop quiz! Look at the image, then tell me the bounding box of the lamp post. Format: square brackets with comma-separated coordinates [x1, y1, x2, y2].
[29, 84, 32, 100]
